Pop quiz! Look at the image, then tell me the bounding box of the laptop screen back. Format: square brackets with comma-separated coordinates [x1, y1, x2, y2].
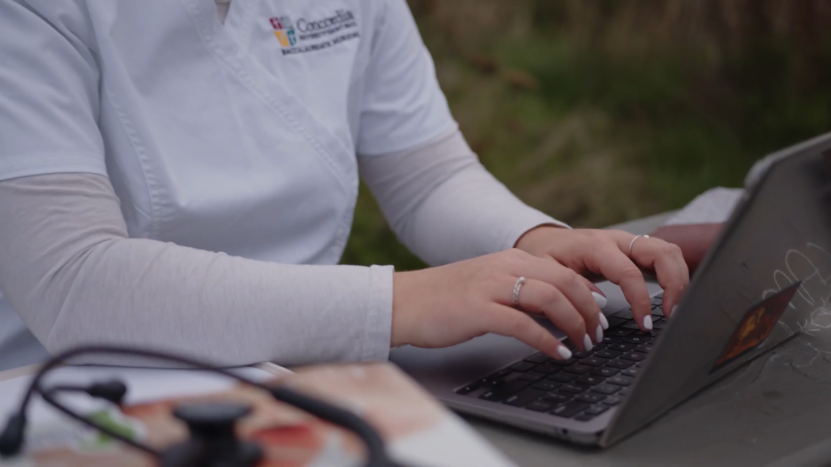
[602, 133, 831, 447]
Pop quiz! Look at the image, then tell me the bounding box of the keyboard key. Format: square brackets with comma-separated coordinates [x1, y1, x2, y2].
[559, 384, 590, 394]
[652, 320, 667, 330]
[603, 395, 624, 406]
[547, 372, 578, 383]
[550, 401, 589, 418]
[543, 392, 573, 403]
[547, 358, 578, 367]
[456, 384, 480, 395]
[620, 352, 647, 362]
[572, 351, 593, 359]
[591, 367, 619, 377]
[526, 401, 554, 412]
[622, 368, 639, 378]
[574, 413, 595, 422]
[594, 349, 621, 359]
[503, 388, 545, 407]
[563, 364, 593, 375]
[576, 375, 605, 386]
[601, 336, 621, 345]
[608, 328, 636, 337]
[606, 359, 635, 369]
[480, 369, 512, 386]
[634, 344, 653, 354]
[591, 383, 620, 395]
[580, 357, 609, 367]
[524, 352, 551, 364]
[651, 294, 663, 305]
[535, 363, 562, 375]
[607, 375, 635, 387]
[586, 404, 610, 415]
[532, 381, 563, 392]
[488, 368, 512, 378]
[621, 320, 641, 329]
[606, 314, 626, 324]
[585, 404, 609, 416]
[488, 372, 520, 385]
[576, 393, 606, 403]
[511, 361, 537, 372]
[479, 380, 531, 402]
[623, 335, 652, 345]
[519, 371, 547, 382]
[608, 342, 637, 352]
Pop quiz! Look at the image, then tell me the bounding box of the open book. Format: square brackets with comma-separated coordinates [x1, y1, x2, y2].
[0, 362, 512, 466]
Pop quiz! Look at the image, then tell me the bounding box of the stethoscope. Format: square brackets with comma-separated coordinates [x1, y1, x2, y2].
[0, 346, 403, 467]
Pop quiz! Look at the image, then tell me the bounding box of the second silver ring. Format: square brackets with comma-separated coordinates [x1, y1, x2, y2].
[628, 234, 650, 256]
[512, 276, 526, 308]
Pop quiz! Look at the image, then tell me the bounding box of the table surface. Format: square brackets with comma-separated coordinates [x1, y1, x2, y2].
[463, 212, 831, 466]
[3, 212, 831, 466]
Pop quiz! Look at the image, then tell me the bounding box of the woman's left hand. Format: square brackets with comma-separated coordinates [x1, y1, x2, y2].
[515, 226, 690, 328]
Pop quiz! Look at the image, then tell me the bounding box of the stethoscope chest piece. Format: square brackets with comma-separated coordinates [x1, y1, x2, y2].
[160, 401, 262, 467]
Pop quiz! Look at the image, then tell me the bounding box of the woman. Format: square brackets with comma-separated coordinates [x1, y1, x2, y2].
[0, 0, 688, 369]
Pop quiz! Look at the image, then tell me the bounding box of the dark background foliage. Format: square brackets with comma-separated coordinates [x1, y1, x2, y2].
[343, 0, 831, 270]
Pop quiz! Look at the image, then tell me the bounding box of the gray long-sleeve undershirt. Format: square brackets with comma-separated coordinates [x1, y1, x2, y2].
[0, 130, 562, 366]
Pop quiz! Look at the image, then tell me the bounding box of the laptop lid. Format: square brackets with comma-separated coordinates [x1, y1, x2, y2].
[601, 133, 831, 447]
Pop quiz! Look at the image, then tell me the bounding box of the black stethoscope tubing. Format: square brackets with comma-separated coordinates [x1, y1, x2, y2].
[1, 345, 400, 467]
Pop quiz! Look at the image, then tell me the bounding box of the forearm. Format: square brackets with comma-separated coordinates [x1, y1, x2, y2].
[0, 174, 392, 366]
[360, 130, 567, 266]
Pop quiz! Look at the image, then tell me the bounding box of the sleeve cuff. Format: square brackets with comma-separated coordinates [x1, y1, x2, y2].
[359, 264, 395, 362]
[497, 208, 571, 252]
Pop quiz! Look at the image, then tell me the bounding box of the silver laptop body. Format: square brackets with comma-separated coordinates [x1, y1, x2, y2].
[391, 132, 831, 447]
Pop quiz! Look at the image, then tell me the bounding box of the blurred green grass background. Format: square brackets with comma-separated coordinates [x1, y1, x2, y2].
[343, 0, 831, 271]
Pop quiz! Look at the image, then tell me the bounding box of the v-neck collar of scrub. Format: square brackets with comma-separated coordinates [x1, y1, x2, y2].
[180, 0, 358, 196]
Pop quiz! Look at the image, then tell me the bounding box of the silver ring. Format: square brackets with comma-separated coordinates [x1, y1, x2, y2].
[628, 234, 650, 256]
[512, 276, 526, 308]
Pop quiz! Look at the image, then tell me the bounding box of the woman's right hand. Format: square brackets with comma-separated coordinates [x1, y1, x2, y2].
[391, 248, 608, 360]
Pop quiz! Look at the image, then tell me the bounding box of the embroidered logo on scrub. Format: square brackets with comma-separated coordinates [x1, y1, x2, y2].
[270, 16, 297, 47]
[268, 10, 359, 55]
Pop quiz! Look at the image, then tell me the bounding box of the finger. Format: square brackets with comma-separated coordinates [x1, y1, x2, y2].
[628, 237, 690, 317]
[514, 257, 604, 344]
[515, 279, 595, 351]
[578, 275, 610, 329]
[579, 275, 605, 299]
[482, 304, 573, 360]
[585, 242, 653, 331]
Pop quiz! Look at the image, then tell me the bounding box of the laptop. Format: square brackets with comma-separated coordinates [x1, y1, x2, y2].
[391, 132, 831, 447]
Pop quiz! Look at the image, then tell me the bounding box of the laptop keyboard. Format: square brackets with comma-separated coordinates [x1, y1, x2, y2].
[455, 294, 666, 422]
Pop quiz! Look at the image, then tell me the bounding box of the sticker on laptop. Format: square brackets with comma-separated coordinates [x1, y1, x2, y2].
[711, 282, 801, 373]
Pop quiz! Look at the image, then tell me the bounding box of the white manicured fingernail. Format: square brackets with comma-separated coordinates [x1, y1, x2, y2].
[592, 292, 607, 309]
[583, 334, 593, 351]
[599, 313, 609, 330]
[595, 325, 603, 343]
[671, 305, 678, 317]
[557, 346, 572, 360]
[643, 315, 653, 331]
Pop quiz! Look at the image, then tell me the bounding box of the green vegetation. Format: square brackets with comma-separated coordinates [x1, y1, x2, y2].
[343, 0, 831, 271]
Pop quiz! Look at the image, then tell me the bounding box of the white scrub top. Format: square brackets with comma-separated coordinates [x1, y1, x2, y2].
[0, 0, 456, 369]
